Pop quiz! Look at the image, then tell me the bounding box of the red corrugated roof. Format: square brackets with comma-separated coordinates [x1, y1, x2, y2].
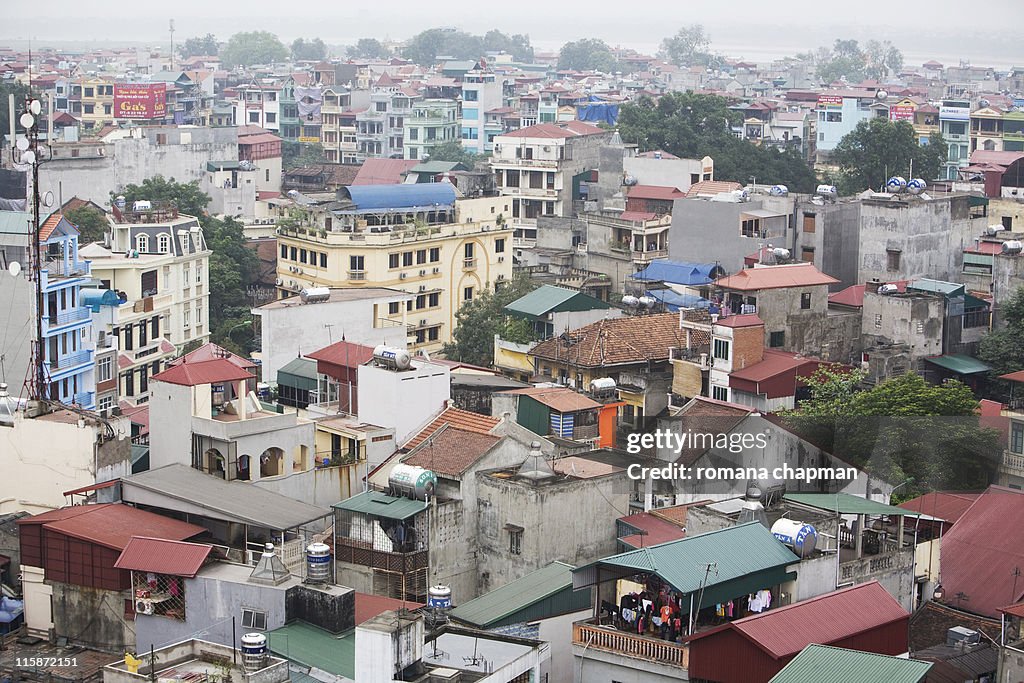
[715, 264, 839, 291]
[356, 592, 424, 625]
[152, 358, 254, 386]
[352, 159, 419, 185]
[940, 486, 1024, 617]
[239, 133, 282, 146]
[501, 386, 603, 413]
[1000, 370, 1024, 383]
[403, 406, 501, 450]
[999, 602, 1024, 618]
[618, 512, 687, 549]
[898, 492, 981, 524]
[18, 503, 205, 550]
[716, 313, 763, 328]
[307, 341, 375, 369]
[167, 342, 256, 370]
[627, 185, 685, 201]
[114, 537, 213, 577]
[618, 211, 658, 222]
[692, 581, 907, 659]
[729, 349, 820, 383]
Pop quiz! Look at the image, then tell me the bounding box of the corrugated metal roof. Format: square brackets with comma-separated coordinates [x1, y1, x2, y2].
[341, 183, 456, 211]
[268, 621, 354, 678]
[715, 263, 839, 291]
[450, 561, 581, 628]
[18, 503, 205, 550]
[332, 490, 427, 521]
[923, 354, 991, 375]
[502, 386, 602, 413]
[629, 260, 721, 286]
[897, 492, 980, 524]
[151, 358, 254, 386]
[113, 537, 213, 576]
[768, 644, 932, 683]
[122, 464, 331, 530]
[351, 158, 419, 185]
[278, 357, 319, 391]
[573, 522, 798, 595]
[720, 582, 907, 658]
[356, 592, 424, 625]
[503, 284, 610, 318]
[784, 493, 921, 517]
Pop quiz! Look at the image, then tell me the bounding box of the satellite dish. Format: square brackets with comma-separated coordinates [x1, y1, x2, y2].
[8, 262, 21, 277]
[19, 113, 35, 129]
[29, 100, 42, 116]
[42, 191, 54, 207]
[20, 150, 36, 164]
[15, 137, 29, 151]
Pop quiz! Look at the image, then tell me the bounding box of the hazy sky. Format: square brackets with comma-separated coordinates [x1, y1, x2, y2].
[6, 0, 1024, 67]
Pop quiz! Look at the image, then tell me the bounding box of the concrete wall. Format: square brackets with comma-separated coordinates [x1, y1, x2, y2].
[668, 197, 792, 273]
[861, 292, 945, 378]
[793, 198, 862, 291]
[0, 412, 132, 514]
[253, 463, 365, 508]
[992, 253, 1024, 326]
[52, 582, 135, 651]
[838, 546, 917, 612]
[537, 609, 590, 683]
[623, 156, 707, 194]
[357, 362, 450, 447]
[148, 381, 200, 472]
[254, 294, 409, 388]
[572, 645, 687, 683]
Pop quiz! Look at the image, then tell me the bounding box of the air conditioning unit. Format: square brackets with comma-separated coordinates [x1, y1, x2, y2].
[419, 269, 427, 276]
[498, 256, 504, 263]
[136, 600, 155, 615]
[418, 285, 427, 292]
[432, 267, 440, 274]
[400, 273, 407, 279]
[275, 278, 283, 286]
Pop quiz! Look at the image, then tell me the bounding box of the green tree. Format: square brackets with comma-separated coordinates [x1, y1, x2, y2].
[482, 30, 534, 62]
[979, 286, 1024, 378]
[64, 206, 108, 245]
[831, 118, 948, 194]
[291, 38, 327, 61]
[114, 176, 211, 217]
[783, 370, 999, 496]
[402, 29, 484, 64]
[204, 216, 259, 355]
[423, 140, 481, 166]
[282, 141, 326, 171]
[814, 39, 867, 83]
[558, 38, 618, 72]
[1, 80, 31, 139]
[179, 33, 218, 58]
[442, 274, 538, 366]
[863, 39, 904, 80]
[221, 31, 288, 68]
[659, 24, 711, 66]
[350, 38, 390, 59]
[617, 92, 819, 192]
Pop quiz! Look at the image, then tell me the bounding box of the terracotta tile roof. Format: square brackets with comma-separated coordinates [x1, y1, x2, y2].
[528, 312, 682, 368]
[402, 426, 501, 478]
[618, 210, 658, 222]
[113, 537, 213, 577]
[498, 122, 605, 139]
[152, 358, 254, 386]
[167, 342, 256, 370]
[501, 386, 602, 413]
[715, 263, 839, 291]
[402, 406, 501, 450]
[685, 180, 742, 197]
[669, 396, 753, 465]
[938, 486, 1024, 617]
[17, 503, 205, 550]
[627, 185, 685, 201]
[898, 491, 981, 524]
[38, 213, 66, 242]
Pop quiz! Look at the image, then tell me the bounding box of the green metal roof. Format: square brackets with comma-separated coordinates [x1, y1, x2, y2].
[573, 522, 799, 607]
[332, 490, 427, 521]
[268, 621, 354, 679]
[769, 644, 932, 683]
[451, 561, 590, 629]
[207, 160, 242, 172]
[278, 357, 319, 391]
[907, 278, 964, 297]
[0, 211, 31, 236]
[784, 493, 921, 517]
[923, 353, 992, 375]
[504, 285, 611, 320]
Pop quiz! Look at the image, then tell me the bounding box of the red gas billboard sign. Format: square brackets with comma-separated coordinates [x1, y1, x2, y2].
[114, 83, 167, 120]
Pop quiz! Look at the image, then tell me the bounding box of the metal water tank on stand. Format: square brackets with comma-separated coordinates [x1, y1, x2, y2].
[771, 519, 818, 558]
[241, 633, 268, 672]
[389, 464, 438, 500]
[306, 542, 331, 584]
[427, 585, 452, 625]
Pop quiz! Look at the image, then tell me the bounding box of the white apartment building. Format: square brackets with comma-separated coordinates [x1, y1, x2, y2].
[232, 83, 281, 132]
[404, 99, 460, 161]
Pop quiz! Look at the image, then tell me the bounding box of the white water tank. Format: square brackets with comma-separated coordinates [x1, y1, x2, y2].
[428, 584, 452, 625]
[878, 283, 900, 295]
[241, 633, 268, 672]
[638, 295, 656, 308]
[306, 542, 331, 584]
[299, 287, 330, 303]
[590, 377, 617, 394]
[771, 248, 791, 260]
[1003, 240, 1023, 255]
[621, 295, 640, 308]
[133, 200, 152, 211]
[816, 185, 838, 199]
[373, 344, 412, 370]
[769, 185, 789, 197]
[771, 519, 818, 557]
[389, 464, 438, 500]
[906, 178, 927, 195]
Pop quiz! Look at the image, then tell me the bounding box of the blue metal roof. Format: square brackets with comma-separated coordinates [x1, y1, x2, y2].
[629, 260, 722, 286]
[80, 288, 120, 311]
[341, 183, 456, 212]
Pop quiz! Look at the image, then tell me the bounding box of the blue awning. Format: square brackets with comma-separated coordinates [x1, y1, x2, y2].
[80, 288, 120, 311]
[630, 260, 722, 286]
[646, 289, 711, 311]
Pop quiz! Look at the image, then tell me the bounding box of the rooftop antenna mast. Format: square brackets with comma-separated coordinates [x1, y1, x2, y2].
[169, 19, 176, 72]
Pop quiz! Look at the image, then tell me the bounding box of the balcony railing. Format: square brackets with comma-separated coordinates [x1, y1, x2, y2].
[51, 348, 93, 370]
[463, 258, 477, 270]
[46, 307, 90, 328]
[45, 259, 89, 279]
[335, 537, 428, 573]
[572, 621, 688, 668]
[72, 391, 95, 407]
[1003, 450, 1024, 473]
[348, 270, 367, 281]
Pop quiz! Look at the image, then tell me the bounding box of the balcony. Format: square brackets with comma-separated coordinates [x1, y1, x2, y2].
[72, 391, 96, 408]
[493, 157, 560, 169]
[1002, 450, 1024, 475]
[334, 536, 428, 573]
[572, 620, 688, 668]
[44, 306, 91, 332]
[462, 258, 477, 270]
[348, 270, 367, 281]
[44, 258, 89, 280]
[50, 348, 93, 371]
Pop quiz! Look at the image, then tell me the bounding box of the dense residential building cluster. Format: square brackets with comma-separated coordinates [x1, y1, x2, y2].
[3, 28, 1024, 683]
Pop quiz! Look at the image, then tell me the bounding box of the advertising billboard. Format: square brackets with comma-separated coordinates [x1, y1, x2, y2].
[890, 105, 916, 122]
[817, 94, 844, 109]
[114, 83, 167, 120]
[939, 105, 970, 121]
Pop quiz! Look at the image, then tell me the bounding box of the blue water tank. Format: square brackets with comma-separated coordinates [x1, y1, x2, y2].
[771, 519, 818, 557]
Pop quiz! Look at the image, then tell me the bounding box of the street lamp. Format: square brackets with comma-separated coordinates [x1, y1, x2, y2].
[888, 477, 915, 505]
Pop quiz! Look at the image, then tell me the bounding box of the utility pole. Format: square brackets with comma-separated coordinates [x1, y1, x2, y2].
[169, 19, 176, 72]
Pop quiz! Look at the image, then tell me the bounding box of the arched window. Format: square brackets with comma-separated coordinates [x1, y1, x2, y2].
[157, 233, 170, 253]
[135, 233, 149, 253]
